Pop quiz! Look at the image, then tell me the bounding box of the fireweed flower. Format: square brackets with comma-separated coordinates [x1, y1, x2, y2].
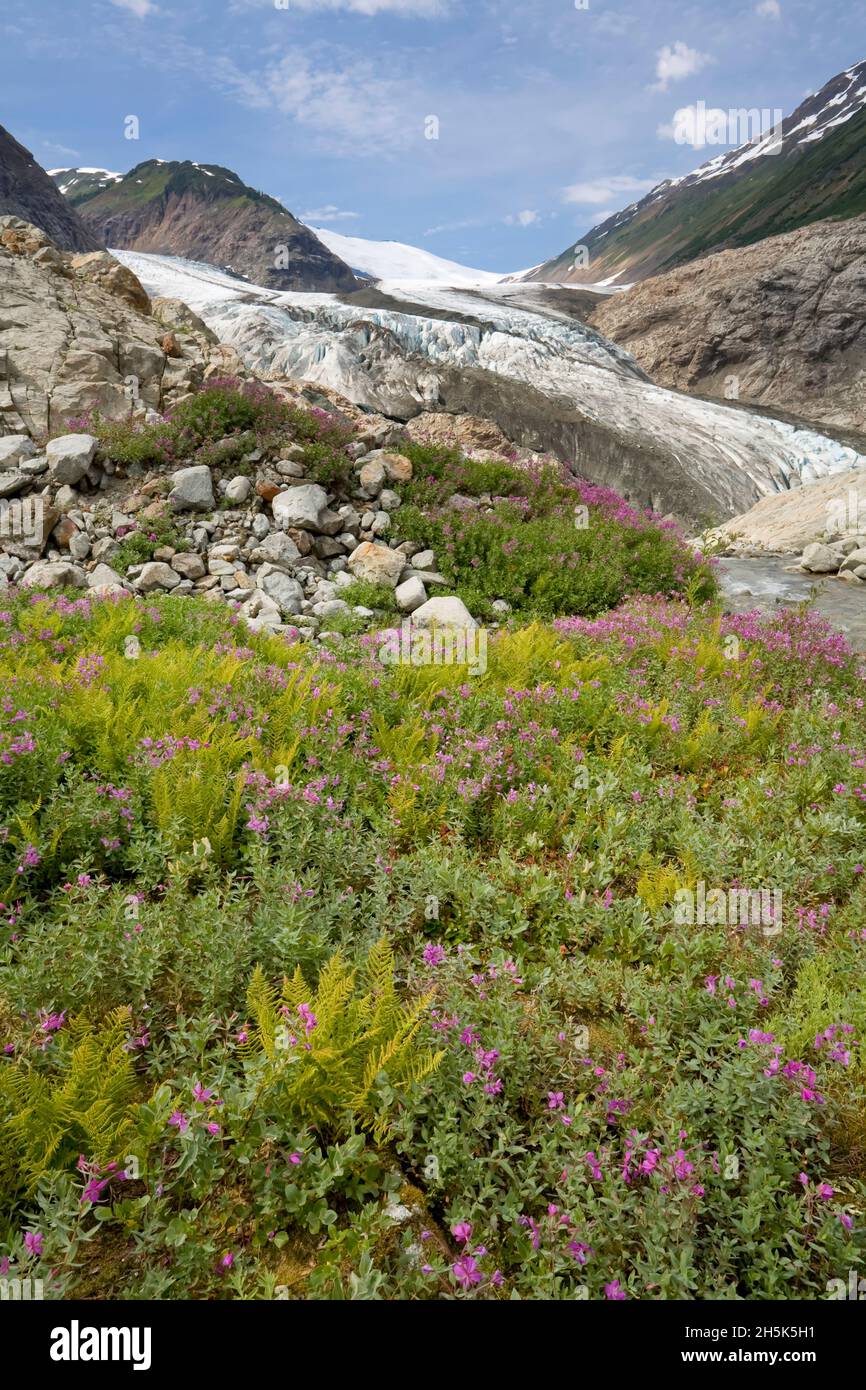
[168, 1110, 189, 1134]
[452, 1256, 483, 1289]
[451, 1222, 472, 1246]
[423, 943, 446, 966]
[23, 1232, 43, 1258]
[604, 1279, 627, 1300]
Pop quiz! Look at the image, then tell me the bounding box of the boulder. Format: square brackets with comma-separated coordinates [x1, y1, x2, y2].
[21, 559, 87, 589]
[800, 542, 841, 574]
[271, 483, 328, 532]
[347, 541, 405, 588]
[839, 548, 866, 573]
[249, 531, 302, 571]
[256, 563, 304, 614]
[88, 563, 128, 591]
[137, 561, 181, 592]
[170, 553, 206, 580]
[45, 434, 97, 485]
[0, 472, 28, 499]
[225, 475, 252, 504]
[168, 465, 215, 512]
[395, 576, 427, 613]
[381, 452, 413, 483]
[0, 435, 36, 469]
[411, 596, 477, 630]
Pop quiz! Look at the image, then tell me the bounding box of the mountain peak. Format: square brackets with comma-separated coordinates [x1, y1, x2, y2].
[52, 157, 358, 293]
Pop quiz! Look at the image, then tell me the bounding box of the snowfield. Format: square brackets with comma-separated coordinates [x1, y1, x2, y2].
[310, 227, 505, 288]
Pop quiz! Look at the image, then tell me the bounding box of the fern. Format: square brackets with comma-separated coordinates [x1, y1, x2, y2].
[243, 940, 443, 1141]
[0, 1010, 139, 1197]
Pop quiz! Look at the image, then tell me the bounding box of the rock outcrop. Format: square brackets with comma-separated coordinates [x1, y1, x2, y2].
[589, 216, 866, 432]
[0, 217, 246, 437]
[705, 467, 866, 556]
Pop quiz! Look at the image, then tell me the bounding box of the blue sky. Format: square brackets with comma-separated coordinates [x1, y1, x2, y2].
[2, 0, 864, 272]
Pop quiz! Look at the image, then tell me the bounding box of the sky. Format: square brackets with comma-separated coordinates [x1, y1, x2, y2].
[2, 0, 864, 273]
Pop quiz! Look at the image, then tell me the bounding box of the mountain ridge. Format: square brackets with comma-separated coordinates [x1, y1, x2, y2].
[528, 58, 866, 286]
[52, 158, 358, 294]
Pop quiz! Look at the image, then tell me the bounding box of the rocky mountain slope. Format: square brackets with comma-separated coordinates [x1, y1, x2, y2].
[115, 246, 866, 527]
[588, 214, 866, 432]
[0, 124, 103, 253]
[0, 215, 246, 439]
[52, 159, 358, 293]
[529, 59, 866, 286]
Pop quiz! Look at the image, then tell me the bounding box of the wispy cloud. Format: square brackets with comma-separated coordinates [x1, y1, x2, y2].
[651, 40, 711, 92]
[234, 0, 448, 13]
[109, 0, 158, 16]
[756, 0, 781, 18]
[504, 209, 540, 227]
[424, 216, 484, 236]
[302, 205, 361, 221]
[562, 175, 657, 205]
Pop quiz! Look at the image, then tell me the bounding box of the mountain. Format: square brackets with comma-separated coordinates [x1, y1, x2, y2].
[311, 226, 506, 287]
[529, 59, 866, 286]
[48, 166, 123, 201]
[52, 159, 358, 293]
[588, 213, 866, 433]
[0, 124, 103, 252]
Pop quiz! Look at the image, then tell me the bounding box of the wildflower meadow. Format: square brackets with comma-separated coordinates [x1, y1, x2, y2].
[1, 537, 864, 1301]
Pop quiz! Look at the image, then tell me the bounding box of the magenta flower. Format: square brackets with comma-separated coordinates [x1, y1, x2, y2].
[423, 943, 446, 966]
[168, 1110, 189, 1134]
[451, 1221, 473, 1245]
[604, 1279, 627, 1300]
[220, 1252, 234, 1269]
[23, 1231, 43, 1258]
[193, 1083, 215, 1104]
[547, 1091, 565, 1111]
[288, 1152, 302, 1165]
[452, 1256, 483, 1289]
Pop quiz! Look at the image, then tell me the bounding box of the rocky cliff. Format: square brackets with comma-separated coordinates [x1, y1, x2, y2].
[0, 124, 103, 253]
[588, 215, 866, 432]
[0, 216, 246, 438]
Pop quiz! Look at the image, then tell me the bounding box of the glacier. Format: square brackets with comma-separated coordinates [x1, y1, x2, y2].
[115, 248, 866, 523]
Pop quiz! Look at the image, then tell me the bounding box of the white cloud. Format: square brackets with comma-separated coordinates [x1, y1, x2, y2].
[235, 0, 447, 13]
[504, 209, 540, 227]
[109, 0, 157, 16]
[755, 0, 781, 17]
[424, 217, 484, 236]
[301, 205, 360, 222]
[652, 41, 711, 92]
[562, 175, 657, 205]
